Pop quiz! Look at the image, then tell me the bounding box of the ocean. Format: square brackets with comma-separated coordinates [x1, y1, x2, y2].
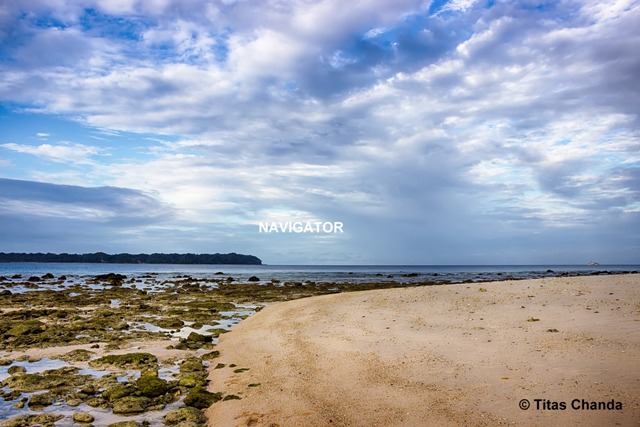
[1, 263, 638, 287]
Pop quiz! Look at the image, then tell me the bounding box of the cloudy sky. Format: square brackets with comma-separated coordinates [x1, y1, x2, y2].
[0, 0, 638, 265]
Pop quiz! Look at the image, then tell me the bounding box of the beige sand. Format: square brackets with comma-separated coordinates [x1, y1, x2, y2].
[207, 274, 640, 427]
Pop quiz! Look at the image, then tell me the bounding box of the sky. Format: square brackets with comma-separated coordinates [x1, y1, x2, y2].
[0, 0, 639, 265]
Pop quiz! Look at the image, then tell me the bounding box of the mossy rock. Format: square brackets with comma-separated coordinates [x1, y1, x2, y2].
[66, 398, 82, 406]
[154, 317, 184, 329]
[223, 394, 241, 401]
[112, 395, 151, 414]
[163, 407, 205, 425]
[7, 365, 26, 376]
[60, 349, 96, 362]
[140, 367, 159, 377]
[102, 383, 136, 402]
[2, 369, 87, 392]
[136, 374, 168, 398]
[5, 320, 46, 336]
[0, 414, 63, 427]
[79, 384, 98, 395]
[0, 389, 21, 401]
[183, 300, 236, 311]
[95, 273, 127, 286]
[183, 387, 223, 409]
[28, 391, 57, 409]
[89, 352, 158, 369]
[201, 350, 220, 360]
[180, 357, 206, 373]
[106, 422, 143, 427]
[181, 332, 212, 350]
[85, 396, 109, 408]
[178, 375, 207, 388]
[72, 412, 94, 423]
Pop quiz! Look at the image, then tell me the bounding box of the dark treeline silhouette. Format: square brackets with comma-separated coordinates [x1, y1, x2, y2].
[0, 252, 262, 265]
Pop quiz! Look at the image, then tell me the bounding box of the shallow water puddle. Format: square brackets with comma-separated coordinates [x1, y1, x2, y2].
[0, 358, 189, 425]
[0, 359, 70, 382]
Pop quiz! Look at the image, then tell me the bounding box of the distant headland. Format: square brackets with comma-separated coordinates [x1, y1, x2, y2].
[0, 252, 262, 265]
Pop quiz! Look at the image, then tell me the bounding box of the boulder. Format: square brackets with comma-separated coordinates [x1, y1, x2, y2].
[183, 387, 222, 409]
[112, 396, 151, 414]
[163, 407, 205, 425]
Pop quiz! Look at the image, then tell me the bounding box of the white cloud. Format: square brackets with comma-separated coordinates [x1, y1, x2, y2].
[1, 143, 105, 164]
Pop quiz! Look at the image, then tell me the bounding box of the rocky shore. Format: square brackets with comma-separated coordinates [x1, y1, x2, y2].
[0, 272, 432, 426]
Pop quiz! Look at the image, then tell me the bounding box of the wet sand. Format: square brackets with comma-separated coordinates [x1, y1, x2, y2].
[207, 274, 640, 426]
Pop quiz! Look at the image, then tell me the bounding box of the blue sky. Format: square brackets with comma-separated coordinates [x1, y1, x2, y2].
[0, 0, 638, 264]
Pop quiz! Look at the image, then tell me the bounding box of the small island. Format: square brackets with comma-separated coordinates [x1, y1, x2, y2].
[0, 252, 262, 265]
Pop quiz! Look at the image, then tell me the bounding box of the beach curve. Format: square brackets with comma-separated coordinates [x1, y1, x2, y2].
[206, 274, 640, 427]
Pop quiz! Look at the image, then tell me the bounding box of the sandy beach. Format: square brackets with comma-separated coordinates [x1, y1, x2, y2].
[207, 274, 640, 427]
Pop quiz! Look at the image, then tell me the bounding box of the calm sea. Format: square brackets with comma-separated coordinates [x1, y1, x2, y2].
[1, 263, 638, 285]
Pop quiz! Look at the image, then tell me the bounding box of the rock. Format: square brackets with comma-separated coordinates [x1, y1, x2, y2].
[12, 398, 27, 409]
[89, 352, 158, 370]
[182, 332, 212, 350]
[28, 391, 56, 408]
[102, 383, 136, 402]
[247, 276, 260, 282]
[180, 357, 206, 374]
[7, 365, 26, 376]
[0, 390, 21, 401]
[42, 273, 55, 279]
[60, 349, 96, 362]
[73, 412, 94, 423]
[136, 374, 168, 398]
[178, 375, 207, 388]
[140, 367, 159, 377]
[27, 276, 41, 282]
[6, 320, 46, 336]
[201, 350, 220, 360]
[183, 387, 223, 409]
[112, 396, 151, 414]
[80, 384, 98, 395]
[0, 414, 63, 427]
[2, 370, 84, 392]
[106, 422, 143, 427]
[154, 317, 184, 329]
[85, 396, 108, 408]
[66, 398, 82, 406]
[163, 407, 205, 425]
[95, 273, 127, 285]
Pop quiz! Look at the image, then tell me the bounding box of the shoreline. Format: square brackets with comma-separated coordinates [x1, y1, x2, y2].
[206, 274, 640, 426]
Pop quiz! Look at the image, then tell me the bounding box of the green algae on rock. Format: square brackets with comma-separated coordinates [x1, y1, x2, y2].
[163, 406, 206, 425]
[0, 414, 63, 427]
[183, 386, 223, 409]
[112, 395, 152, 414]
[27, 390, 57, 409]
[89, 352, 158, 370]
[1, 366, 90, 392]
[136, 374, 168, 398]
[72, 412, 95, 423]
[60, 348, 96, 362]
[106, 422, 143, 427]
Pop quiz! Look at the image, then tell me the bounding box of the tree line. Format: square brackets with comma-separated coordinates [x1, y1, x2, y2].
[0, 252, 262, 265]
